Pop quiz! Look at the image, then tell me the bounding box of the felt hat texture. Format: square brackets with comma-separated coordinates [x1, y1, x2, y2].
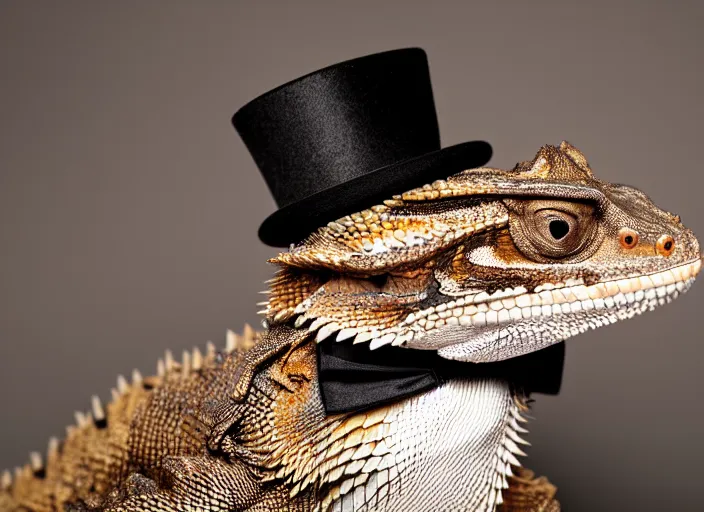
[233, 47, 492, 247]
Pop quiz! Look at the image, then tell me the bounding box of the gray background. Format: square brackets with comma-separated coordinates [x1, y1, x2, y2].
[1, 1, 702, 510]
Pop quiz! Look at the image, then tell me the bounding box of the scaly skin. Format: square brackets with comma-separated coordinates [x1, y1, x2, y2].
[0, 328, 554, 512]
[1, 142, 699, 511]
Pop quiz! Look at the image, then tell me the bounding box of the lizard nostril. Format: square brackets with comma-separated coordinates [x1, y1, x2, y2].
[656, 235, 675, 257]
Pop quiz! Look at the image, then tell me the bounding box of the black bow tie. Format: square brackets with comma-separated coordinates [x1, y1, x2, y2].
[317, 340, 565, 415]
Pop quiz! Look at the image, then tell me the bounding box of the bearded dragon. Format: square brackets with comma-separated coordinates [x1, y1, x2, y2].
[1, 142, 700, 511]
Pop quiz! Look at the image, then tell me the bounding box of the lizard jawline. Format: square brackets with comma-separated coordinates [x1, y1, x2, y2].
[303, 258, 700, 355]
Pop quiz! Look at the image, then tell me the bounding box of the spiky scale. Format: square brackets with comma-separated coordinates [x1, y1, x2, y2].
[308, 317, 329, 333]
[164, 349, 175, 371]
[28, 452, 42, 473]
[243, 323, 256, 345]
[156, 359, 165, 377]
[73, 411, 87, 428]
[353, 331, 374, 344]
[116, 374, 129, 394]
[505, 439, 527, 457]
[181, 350, 191, 377]
[504, 450, 522, 467]
[226, 329, 237, 352]
[91, 395, 105, 422]
[0, 470, 11, 490]
[192, 347, 203, 370]
[335, 328, 358, 342]
[316, 322, 340, 342]
[47, 437, 59, 459]
[507, 428, 531, 446]
[369, 332, 396, 350]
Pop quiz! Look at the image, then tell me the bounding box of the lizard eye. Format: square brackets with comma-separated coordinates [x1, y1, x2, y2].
[532, 209, 585, 257]
[548, 219, 570, 240]
[508, 199, 600, 262]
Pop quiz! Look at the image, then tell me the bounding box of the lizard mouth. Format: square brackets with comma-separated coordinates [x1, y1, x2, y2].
[299, 258, 700, 353]
[326, 257, 700, 353]
[405, 258, 700, 361]
[401, 258, 701, 335]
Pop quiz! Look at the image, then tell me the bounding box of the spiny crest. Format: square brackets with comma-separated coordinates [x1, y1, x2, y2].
[486, 395, 533, 509]
[512, 141, 594, 181]
[259, 266, 327, 324]
[2, 325, 260, 492]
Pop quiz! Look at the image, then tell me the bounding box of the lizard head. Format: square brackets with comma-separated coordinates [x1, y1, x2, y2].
[264, 141, 701, 362]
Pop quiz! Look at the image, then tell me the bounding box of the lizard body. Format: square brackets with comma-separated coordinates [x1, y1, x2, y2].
[1, 142, 699, 511]
[1, 328, 553, 512]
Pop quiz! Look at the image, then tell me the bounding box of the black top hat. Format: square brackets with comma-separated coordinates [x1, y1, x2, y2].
[233, 48, 492, 247]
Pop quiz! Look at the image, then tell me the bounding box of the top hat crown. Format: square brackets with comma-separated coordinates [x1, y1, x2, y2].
[233, 48, 492, 247]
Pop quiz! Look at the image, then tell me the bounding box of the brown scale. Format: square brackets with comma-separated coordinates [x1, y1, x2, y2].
[231, 342, 395, 503]
[264, 266, 326, 323]
[226, 326, 312, 402]
[0, 326, 561, 511]
[498, 468, 561, 512]
[454, 230, 598, 292]
[276, 199, 509, 275]
[295, 273, 433, 333]
[305, 293, 412, 329]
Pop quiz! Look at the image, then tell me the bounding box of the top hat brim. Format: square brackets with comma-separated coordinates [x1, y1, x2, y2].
[258, 140, 492, 247]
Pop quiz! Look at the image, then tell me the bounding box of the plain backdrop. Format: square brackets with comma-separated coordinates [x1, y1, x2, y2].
[1, 1, 702, 510]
